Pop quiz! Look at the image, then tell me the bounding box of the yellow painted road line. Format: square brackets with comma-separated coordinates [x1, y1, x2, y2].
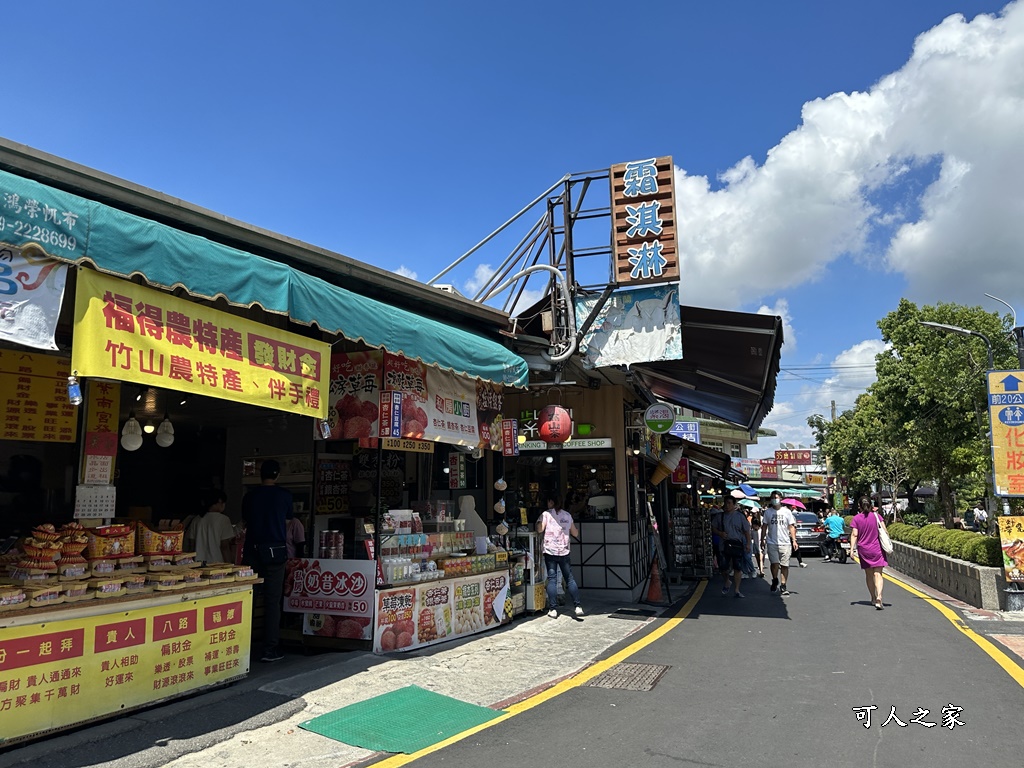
[852, 554, 1024, 688]
[369, 581, 708, 767]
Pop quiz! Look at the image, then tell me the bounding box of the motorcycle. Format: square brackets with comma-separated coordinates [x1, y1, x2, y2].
[822, 534, 848, 564]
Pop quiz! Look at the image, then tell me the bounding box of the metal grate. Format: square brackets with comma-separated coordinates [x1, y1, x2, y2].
[585, 663, 671, 691]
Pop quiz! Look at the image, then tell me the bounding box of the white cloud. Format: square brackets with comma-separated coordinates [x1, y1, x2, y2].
[748, 338, 886, 459]
[393, 265, 418, 280]
[674, 2, 1024, 310]
[757, 298, 796, 353]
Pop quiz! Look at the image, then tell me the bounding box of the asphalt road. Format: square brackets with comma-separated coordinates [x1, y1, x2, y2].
[385, 559, 1024, 768]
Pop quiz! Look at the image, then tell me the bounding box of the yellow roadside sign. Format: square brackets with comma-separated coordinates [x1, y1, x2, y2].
[987, 370, 1024, 497]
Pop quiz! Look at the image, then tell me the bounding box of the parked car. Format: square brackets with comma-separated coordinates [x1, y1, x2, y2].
[793, 512, 826, 553]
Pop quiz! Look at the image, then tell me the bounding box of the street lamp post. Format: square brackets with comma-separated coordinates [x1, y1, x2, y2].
[919, 320, 998, 525]
[919, 321, 995, 369]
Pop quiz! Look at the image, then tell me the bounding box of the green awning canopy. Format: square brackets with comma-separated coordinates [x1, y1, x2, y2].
[0, 168, 528, 388]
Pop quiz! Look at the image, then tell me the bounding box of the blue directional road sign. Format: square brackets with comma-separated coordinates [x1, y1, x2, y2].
[670, 421, 700, 444]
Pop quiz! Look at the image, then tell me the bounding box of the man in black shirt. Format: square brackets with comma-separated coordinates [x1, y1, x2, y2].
[242, 459, 292, 662]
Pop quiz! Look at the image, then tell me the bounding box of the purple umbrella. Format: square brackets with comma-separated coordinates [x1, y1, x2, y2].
[781, 498, 806, 510]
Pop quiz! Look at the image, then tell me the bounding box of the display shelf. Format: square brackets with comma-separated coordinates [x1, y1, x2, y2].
[669, 506, 713, 577]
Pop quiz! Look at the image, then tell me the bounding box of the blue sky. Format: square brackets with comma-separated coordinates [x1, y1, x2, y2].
[3, 1, 1022, 456]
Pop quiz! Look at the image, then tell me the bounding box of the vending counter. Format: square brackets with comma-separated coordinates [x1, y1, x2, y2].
[282, 557, 511, 654]
[0, 581, 256, 746]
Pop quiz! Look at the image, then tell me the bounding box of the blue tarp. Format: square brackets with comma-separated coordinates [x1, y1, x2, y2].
[0, 169, 528, 387]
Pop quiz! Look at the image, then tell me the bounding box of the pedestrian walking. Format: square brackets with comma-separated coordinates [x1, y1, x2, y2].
[242, 459, 292, 662]
[785, 502, 807, 568]
[537, 496, 583, 618]
[746, 505, 765, 577]
[849, 496, 889, 609]
[713, 490, 751, 597]
[762, 490, 798, 595]
[973, 501, 989, 533]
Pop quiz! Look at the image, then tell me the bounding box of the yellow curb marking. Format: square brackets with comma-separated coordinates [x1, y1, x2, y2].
[370, 581, 708, 767]
[853, 554, 1024, 689]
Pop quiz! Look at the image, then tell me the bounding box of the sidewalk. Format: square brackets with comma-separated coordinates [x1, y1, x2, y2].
[3, 588, 685, 768]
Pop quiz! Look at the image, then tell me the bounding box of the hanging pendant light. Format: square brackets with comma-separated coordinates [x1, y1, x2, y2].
[120, 413, 143, 452]
[155, 414, 175, 448]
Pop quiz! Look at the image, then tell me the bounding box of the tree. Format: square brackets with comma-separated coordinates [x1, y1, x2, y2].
[815, 299, 1015, 526]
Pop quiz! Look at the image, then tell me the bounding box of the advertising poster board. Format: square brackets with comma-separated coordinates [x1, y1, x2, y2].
[283, 558, 376, 641]
[0, 590, 251, 744]
[997, 516, 1024, 583]
[372, 572, 510, 654]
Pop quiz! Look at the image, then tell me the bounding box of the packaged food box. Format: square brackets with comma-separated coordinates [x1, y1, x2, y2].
[89, 559, 118, 577]
[89, 577, 127, 598]
[58, 562, 90, 580]
[136, 523, 184, 556]
[0, 587, 26, 612]
[179, 570, 207, 587]
[145, 573, 185, 591]
[115, 555, 146, 573]
[142, 554, 177, 571]
[123, 574, 150, 594]
[200, 566, 236, 584]
[234, 566, 256, 581]
[61, 582, 93, 602]
[86, 524, 135, 559]
[26, 584, 64, 608]
[173, 552, 198, 566]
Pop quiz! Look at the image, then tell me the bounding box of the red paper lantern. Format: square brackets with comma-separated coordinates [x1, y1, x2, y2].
[538, 405, 572, 444]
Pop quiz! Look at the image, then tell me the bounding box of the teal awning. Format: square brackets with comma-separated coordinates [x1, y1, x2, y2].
[0, 169, 528, 387]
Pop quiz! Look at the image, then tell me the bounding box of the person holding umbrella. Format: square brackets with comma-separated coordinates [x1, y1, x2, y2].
[782, 497, 808, 568]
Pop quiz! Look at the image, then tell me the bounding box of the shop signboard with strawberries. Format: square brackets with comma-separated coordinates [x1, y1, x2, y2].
[372, 571, 511, 653]
[325, 350, 506, 449]
[283, 558, 376, 641]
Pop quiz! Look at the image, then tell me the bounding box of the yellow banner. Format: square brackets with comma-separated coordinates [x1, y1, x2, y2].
[72, 270, 329, 418]
[0, 349, 78, 443]
[987, 370, 1024, 496]
[0, 589, 252, 744]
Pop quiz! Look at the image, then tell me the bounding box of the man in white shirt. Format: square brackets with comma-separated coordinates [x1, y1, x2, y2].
[761, 490, 798, 596]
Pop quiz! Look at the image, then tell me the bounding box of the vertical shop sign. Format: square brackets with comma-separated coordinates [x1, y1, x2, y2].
[72, 270, 329, 418]
[609, 156, 678, 286]
[0, 349, 77, 442]
[379, 391, 403, 438]
[988, 370, 1024, 496]
[501, 418, 519, 457]
[760, 458, 778, 479]
[82, 379, 120, 484]
[449, 452, 465, 489]
[0, 246, 69, 351]
[315, 455, 350, 515]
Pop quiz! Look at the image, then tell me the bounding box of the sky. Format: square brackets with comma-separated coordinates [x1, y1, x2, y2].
[3, 1, 1023, 458]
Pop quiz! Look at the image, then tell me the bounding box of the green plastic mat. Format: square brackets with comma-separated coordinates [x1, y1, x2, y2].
[299, 685, 505, 754]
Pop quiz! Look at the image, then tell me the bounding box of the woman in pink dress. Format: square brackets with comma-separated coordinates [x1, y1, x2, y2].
[849, 496, 889, 610]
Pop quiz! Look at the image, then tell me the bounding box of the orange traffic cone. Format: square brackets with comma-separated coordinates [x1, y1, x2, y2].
[644, 558, 665, 604]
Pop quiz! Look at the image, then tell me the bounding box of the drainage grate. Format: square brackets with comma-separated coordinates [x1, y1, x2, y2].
[585, 663, 671, 691]
[608, 608, 657, 621]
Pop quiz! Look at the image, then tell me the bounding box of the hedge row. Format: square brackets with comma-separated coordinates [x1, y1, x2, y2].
[887, 522, 1002, 567]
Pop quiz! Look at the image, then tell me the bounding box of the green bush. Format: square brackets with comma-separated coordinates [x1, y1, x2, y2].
[917, 525, 947, 549]
[973, 536, 1003, 567]
[888, 522, 908, 539]
[903, 513, 930, 528]
[903, 527, 925, 546]
[941, 530, 977, 559]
